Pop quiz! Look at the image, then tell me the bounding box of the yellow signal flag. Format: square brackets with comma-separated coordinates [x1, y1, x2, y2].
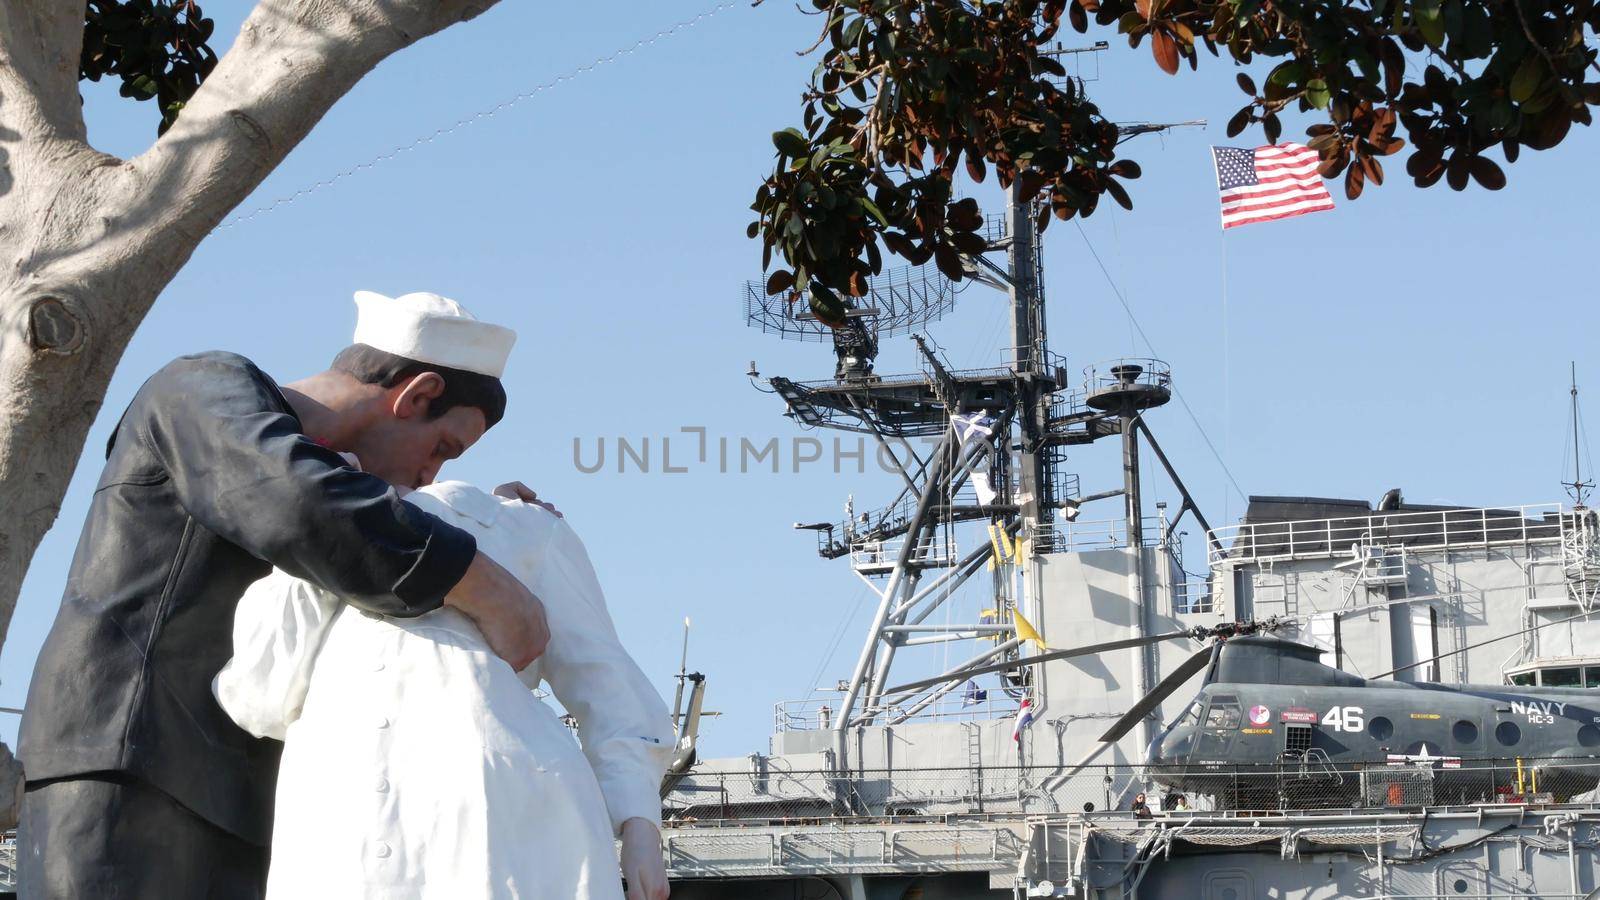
[1013, 608, 1049, 649]
[988, 523, 1019, 564]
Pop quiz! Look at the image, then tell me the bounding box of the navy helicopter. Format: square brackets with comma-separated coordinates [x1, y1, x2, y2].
[888, 610, 1600, 809]
[1138, 632, 1600, 808]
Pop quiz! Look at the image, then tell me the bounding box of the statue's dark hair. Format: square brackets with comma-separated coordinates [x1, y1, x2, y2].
[331, 344, 506, 429]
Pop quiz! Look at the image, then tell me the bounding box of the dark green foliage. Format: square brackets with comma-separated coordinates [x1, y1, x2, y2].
[750, 1, 1139, 326]
[753, 0, 1598, 320]
[81, 0, 217, 135]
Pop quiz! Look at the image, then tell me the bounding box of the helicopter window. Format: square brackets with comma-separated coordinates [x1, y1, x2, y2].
[1205, 698, 1241, 729]
[1495, 721, 1522, 746]
[1367, 716, 1394, 741]
[1542, 667, 1582, 688]
[1452, 720, 1479, 745]
[1587, 667, 1600, 689]
[1175, 700, 1203, 728]
[1580, 724, 1600, 748]
[1509, 672, 1536, 686]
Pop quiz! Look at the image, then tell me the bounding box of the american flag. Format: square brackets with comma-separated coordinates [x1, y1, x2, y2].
[1011, 697, 1035, 742]
[1211, 143, 1334, 229]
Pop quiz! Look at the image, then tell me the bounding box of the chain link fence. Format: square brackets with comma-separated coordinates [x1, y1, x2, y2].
[663, 757, 1600, 825]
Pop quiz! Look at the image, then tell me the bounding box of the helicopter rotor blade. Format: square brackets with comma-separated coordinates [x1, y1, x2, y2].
[883, 629, 1201, 696]
[1043, 647, 1219, 795]
[1096, 643, 1218, 744]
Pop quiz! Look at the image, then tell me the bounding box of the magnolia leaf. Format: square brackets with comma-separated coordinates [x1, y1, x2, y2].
[950, 231, 989, 254]
[808, 283, 847, 327]
[933, 243, 966, 282]
[858, 196, 889, 227]
[766, 269, 796, 295]
[1109, 159, 1142, 179]
[966, 153, 988, 184]
[1469, 156, 1506, 190]
[1509, 56, 1543, 104]
[1361, 154, 1384, 186]
[772, 128, 810, 159]
[1105, 178, 1133, 210]
[1306, 78, 1330, 110]
[1417, 4, 1445, 48]
[1152, 28, 1180, 75]
[1266, 61, 1306, 89]
[1263, 112, 1282, 144]
[1226, 106, 1251, 138]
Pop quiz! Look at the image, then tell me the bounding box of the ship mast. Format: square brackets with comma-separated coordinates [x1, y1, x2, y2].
[745, 60, 1209, 769]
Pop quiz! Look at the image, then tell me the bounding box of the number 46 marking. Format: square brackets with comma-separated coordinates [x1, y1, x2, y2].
[1323, 706, 1365, 732]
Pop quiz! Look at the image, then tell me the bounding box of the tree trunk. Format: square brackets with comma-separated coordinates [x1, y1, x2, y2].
[0, 0, 502, 814]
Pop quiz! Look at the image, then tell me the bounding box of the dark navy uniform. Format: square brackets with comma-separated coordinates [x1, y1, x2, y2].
[17, 352, 478, 898]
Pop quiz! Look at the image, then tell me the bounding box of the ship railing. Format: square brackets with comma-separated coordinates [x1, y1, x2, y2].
[1171, 580, 1214, 616]
[998, 346, 1070, 382]
[1082, 357, 1172, 395]
[774, 692, 1022, 732]
[1032, 516, 1163, 555]
[1048, 387, 1090, 423]
[662, 756, 1600, 826]
[1207, 503, 1567, 568]
[850, 532, 958, 572]
[789, 361, 1027, 394]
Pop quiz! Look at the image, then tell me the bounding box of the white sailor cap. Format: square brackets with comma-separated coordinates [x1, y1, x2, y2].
[352, 290, 517, 379]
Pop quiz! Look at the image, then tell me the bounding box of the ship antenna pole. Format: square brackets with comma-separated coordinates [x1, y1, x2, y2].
[1566, 362, 1591, 509]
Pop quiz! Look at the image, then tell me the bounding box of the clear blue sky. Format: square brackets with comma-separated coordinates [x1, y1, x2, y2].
[6, 1, 1598, 759]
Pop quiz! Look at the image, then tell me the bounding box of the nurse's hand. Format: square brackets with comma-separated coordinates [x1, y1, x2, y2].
[445, 551, 550, 670]
[493, 481, 562, 518]
[620, 817, 669, 900]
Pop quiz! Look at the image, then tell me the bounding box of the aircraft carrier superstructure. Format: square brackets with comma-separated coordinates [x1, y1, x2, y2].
[656, 174, 1600, 899]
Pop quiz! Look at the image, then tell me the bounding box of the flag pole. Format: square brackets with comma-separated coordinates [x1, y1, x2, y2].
[1221, 230, 1230, 526]
[1210, 145, 1231, 526]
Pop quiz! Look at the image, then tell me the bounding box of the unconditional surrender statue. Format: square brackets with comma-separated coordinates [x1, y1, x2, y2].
[216, 480, 674, 899]
[17, 292, 551, 899]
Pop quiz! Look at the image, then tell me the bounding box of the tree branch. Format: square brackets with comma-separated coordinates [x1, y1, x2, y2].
[0, 1, 91, 188]
[0, 1, 88, 140]
[103, 0, 500, 277]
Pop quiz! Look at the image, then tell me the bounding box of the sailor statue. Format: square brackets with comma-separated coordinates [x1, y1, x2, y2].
[17, 291, 549, 898]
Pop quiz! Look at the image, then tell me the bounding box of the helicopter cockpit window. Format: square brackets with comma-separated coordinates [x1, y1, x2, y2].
[1509, 672, 1536, 686]
[1205, 697, 1241, 729]
[1543, 666, 1582, 688]
[1175, 700, 1203, 728]
[1586, 667, 1600, 689]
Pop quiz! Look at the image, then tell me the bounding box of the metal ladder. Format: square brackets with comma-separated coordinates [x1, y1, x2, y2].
[965, 722, 985, 812]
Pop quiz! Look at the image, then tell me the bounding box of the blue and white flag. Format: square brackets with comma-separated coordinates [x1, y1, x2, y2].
[962, 680, 988, 705]
[951, 410, 996, 447]
[1011, 697, 1036, 742]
